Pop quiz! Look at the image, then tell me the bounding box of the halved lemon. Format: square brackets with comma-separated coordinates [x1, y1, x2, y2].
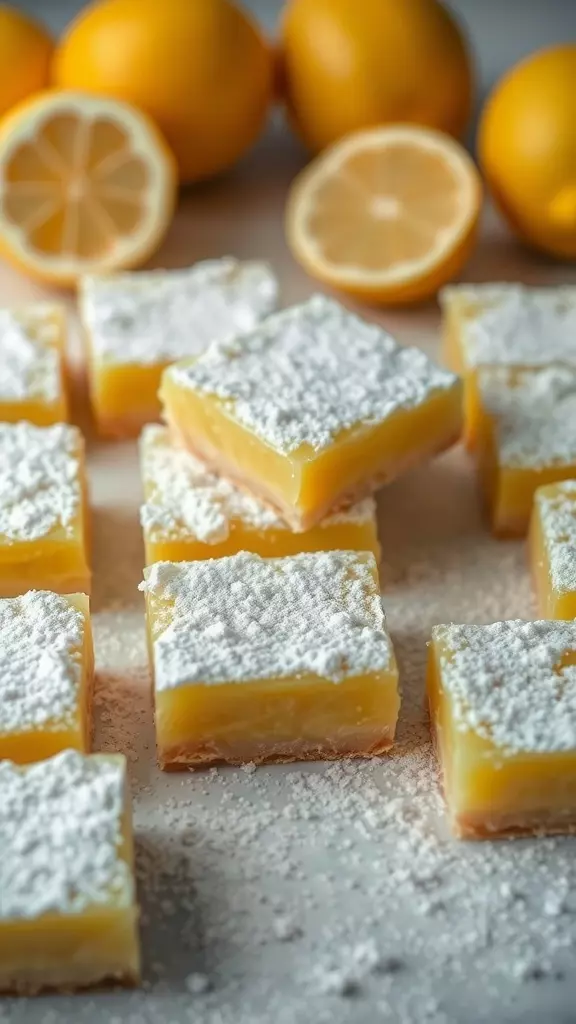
[0, 90, 177, 285]
[286, 125, 482, 305]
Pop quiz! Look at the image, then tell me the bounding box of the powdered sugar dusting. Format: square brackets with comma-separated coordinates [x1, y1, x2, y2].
[0, 307, 62, 403]
[459, 285, 576, 368]
[140, 551, 392, 689]
[169, 295, 459, 454]
[0, 750, 133, 919]
[0, 591, 86, 734]
[81, 258, 278, 366]
[139, 424, 376, 544]
[536, 482, 576, 594]
[479, 366, 576, 468]
[433, 619, 576, 754]
[0, 422, 82, 541]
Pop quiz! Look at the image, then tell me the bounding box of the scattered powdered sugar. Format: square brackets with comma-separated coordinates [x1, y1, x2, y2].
[535, 482, 576, 594]
[0, 591, 85, 735]
[0, 421, 82, 541]
[479, 366, 576, 468]
[139, 424, 376, 544]
[80, 258, 278, 366]
[432, 619, 576, 754]
[169, 294, 459, 454]
[0, 750, 133, 919]
[0, 307, 62, 402]
[140, 551, 392, 689]
[459, 285, 576, 368]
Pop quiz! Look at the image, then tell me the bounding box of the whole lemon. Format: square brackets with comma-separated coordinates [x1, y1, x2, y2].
[279, 0, 474, 153]
[52, 0, 274, 183]
[0, 5, 53, 118]
[479, 45, 576, 260]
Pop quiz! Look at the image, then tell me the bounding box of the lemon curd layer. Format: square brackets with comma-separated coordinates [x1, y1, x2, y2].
[476, 365, 576, 537]
[0, 591, 93, 764]
[0, 751, 140, 994]
[531, 481, 576, 620]
[141, 551, 399, 769]
[80, 258, 278, 437]
[440, 284, 576, 448]
[161, 295, 462, 532]
[0, 422, 90, 596]
[0, 304, 67, 426]
[139, 425, 380, 564]
[428, 619, 576, 839]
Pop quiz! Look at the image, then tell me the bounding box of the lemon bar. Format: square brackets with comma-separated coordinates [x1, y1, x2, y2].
[0, 422, 90, 596]
[80, 258, 278, 437]
[0, 304, 67, 425]
[0, 591, 93, 764]
[476, 366, 576, 537]
[428, 619, 576, 838]
[0, 750, 140, 993]
[140, 551, 399, 769]
[139, 425, 380, 564]
[531, 481, 576, 619]
[161, 295, 463, 532]
[441, 284, 576, 447]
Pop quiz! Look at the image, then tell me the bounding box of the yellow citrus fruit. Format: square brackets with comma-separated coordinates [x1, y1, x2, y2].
[279, 0, 474, 153]
[0, 90, 177, 285]
[0, 5, 53, 117]
[286, 125, 481, 305]
[52, 0, 274, 184]
[478, 44, 576, 260]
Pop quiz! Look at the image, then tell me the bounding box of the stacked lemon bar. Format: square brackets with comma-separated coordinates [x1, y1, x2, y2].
[441, 283, 576, 536]
[88, 267, 463, 769]
[0, 307, 140, 992]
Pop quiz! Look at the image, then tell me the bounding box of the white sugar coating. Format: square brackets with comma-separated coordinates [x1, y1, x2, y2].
[0, 306, 62, 402]
[0, 591, 86, 735]
[80, 257, 278, 366]
[139, 424, 376, 544]
[433, 619, 576, 754]
[0, 421, 82, 542]
[0, 750, 133, 919]
[479, 366, 576, 468]
[536, 482, 576, 593]
[459, 285, 576, 368]
[169, 294, 459, 454]
[140, 551, 393, 689]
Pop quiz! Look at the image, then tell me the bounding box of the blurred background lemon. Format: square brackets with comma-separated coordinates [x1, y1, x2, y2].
[52, 0, 274, 183]
[286, 125, 481, 305]
[0, 5, 53, 118]
[278, 0, 474, 152]
[479, 44, 576, 260]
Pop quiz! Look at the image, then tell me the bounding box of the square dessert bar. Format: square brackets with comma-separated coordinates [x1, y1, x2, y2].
[0, 750, 140, 993]
[0, 303, 67, 425]
[0, 591, 94, 763]
[161, 295, 463, 532]
[476, 365, 576, 537]
[141, 551, 399, 769]
[440, 284, 576, 447]
[0, 422, 90, 596]
[531, 481, 576, 619]
[139, 425, 380, 564]
[80, 257, 278, 437]
[428, 619, 576, 838]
